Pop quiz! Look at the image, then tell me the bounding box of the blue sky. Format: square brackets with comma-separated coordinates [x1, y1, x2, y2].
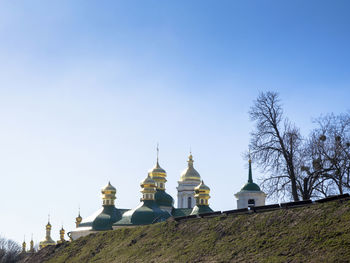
[0, 1, 349, 244]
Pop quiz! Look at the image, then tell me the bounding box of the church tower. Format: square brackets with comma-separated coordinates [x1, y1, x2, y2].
[148, 146, 174, 214]
[190, 180, 213, 215]
[39, 217, 56, 249]
[177, 153, 201, 208]
[101, 182, 117, 206]
[57, 226, 65, 244]
[22, 237, 26, 253]
[235, 156, 266, 209]
[29, 235, 35, 253]
[140, 175, 157, 201]
[75, 209, 82, 228]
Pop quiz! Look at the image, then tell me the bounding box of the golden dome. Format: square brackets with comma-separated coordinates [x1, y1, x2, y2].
[195, 180, 210, 191]
[76, 214, 82, 221]
[140, 175, 157, 201]
[75, 210, 83, 228]
[148, 161, 166, 175]
[180, 154, 201, 182]
[141, 175, 156, 187]
[101, 182, 117, 206]
[149, 159, 167, 190]
[194, 180, 211, 207]
[102, 182, 116, 192]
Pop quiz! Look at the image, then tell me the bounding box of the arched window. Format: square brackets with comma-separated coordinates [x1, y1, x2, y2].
[248, 199, 255, 207]
[187, 197, 192, 208]
[200, 199, 204, 205]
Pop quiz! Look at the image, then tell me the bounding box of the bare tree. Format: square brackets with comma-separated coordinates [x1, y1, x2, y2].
[298, 134, 334, 199]
[0, 236, 21, 263]
[309, 113, 350, 194]
[249, 91, 302, 201]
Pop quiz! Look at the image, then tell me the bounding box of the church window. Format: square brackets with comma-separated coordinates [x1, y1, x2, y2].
[248, 199, 255, 207]
[187, 197, 192, 208]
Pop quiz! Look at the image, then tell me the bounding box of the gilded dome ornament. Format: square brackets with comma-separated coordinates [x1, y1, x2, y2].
[180, 153, 201, 181]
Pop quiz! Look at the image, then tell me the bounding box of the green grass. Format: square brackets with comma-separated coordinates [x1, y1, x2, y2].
[23, 200, 350, 263]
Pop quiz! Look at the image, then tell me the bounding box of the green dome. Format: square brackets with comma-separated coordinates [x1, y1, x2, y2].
[114, 200, 170, 226]
[155, 189, 174, 207]
[79, 206, 122, 231]
[240, 182, 261, 191]
[239, 158, 262, 192]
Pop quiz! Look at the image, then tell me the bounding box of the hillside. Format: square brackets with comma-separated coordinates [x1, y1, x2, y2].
[20, 199, 350, 263]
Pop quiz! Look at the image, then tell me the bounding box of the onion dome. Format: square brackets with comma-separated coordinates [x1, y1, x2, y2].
[73, 182, 123, 232]
[114, 201, 170, 226]
[141, 175, 156, 186]
[194, 180, 211, 206]
[148, 146, 167, 190]
[78, 205, 123, 231]
[148, 161, 167, 175]
[180, 153, 201, 182]
[101, 181, 117, 206]
[113, 172, 171, 226]
[57, 226, 65, 244]
[195, 180, 210, 191]
[190, 180, 213, 215]
[102, 181, 116, 191]
[240, 159, 261, 191]
[29, 236, 34, 253]
[22, 239, 26, 253]
[148, 161, 167, 190]
[75, 210, 82, 228]
[141, 175, 157, 201]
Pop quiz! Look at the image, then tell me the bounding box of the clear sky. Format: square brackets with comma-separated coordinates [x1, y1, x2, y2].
[0, 0, 349, 244]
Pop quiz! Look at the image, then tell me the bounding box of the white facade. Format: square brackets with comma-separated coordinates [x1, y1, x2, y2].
[234, 191, 266, 209]
[69, 227, 95, 240]
[177, 180, 199, 208]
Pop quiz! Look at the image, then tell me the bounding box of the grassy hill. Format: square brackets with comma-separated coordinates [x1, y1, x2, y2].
[20, 199, 350, 263]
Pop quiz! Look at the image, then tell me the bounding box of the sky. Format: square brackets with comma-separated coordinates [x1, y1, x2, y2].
[0, 0, 349, 244]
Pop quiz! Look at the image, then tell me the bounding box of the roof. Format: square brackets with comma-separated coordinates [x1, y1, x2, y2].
[78, 206, 122, 231]
[240, 182, 261, 191]
[171, 208, 193, 217]
[239, 158, 262, 192]
[114, 200, 170, 226]
[155, 189, 174, 207]
[190, 205, 213, 215]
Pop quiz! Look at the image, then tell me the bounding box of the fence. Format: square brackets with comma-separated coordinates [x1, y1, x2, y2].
[173, 193, 350, 222]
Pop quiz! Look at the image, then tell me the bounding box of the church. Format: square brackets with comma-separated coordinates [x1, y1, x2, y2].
[69, 152, 216, 240]
[33, 151, 266, 248]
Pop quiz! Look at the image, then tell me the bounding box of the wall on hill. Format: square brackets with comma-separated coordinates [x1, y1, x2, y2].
[20, 199, 350, 263]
